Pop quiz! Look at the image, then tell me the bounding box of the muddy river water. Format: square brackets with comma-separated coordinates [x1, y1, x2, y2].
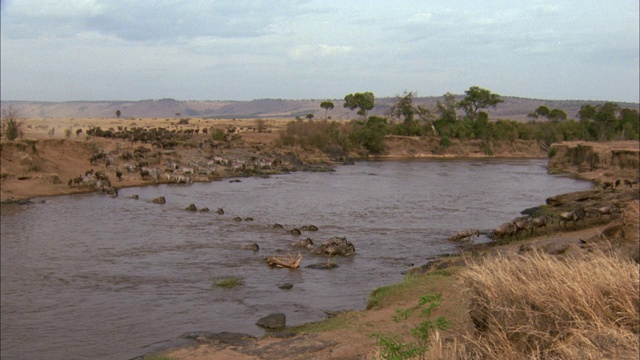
[0, 159, 592, 359]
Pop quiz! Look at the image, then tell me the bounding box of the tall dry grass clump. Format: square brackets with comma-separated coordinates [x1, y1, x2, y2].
[459, 251, 639, 359]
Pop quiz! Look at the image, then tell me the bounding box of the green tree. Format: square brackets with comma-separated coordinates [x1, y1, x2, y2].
[548, 109, 567, 121]
[534, 106, 551, 118]
[579, 102, 620, 140]
[344, 92, 375, 119]
[115, 109, 121, 119]
[618, 108, 639, 140]
[389, 91, 417, 123]
[320, 101, 334, 120]
[306, 113, 314, 121]
[1, 105, 23, 141]
[457, 86, 503, 118]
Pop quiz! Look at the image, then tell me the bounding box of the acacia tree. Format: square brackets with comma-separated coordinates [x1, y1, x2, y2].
[116, 109, 121, 119]
[457, 86, 503, 118]
[1, 105, 23, 140]
[320, 101, 334, 120]
[344, 92, 375, 119]
[389, 91, 417, 123]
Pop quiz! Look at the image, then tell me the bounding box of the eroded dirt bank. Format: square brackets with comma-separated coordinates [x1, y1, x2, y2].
[1, 118, 547, 202]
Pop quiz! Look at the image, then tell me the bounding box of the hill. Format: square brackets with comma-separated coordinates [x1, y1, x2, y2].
[2, 97, 638, 121]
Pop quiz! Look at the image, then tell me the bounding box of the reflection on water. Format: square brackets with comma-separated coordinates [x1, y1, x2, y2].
[1, 159, 592, 359]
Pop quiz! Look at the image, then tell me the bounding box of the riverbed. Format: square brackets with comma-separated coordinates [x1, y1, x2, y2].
[0, 159, 592, 360]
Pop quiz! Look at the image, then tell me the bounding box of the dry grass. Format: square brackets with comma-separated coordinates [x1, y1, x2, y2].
[370, 240, 639, 360]
[454, 250, 639, 359]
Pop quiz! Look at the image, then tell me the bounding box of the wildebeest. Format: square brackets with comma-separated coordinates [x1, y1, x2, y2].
[448, 228, 480, 242]
[624, 179, 639, 188]
[291, 238, 314, 249]
[602, 181, 614, 190]
[530, 215, 553, 235]
[559, 208, 585, 229]
[513, 217, 531, 239]
[492, 222, 515, 240]
[595, 204, 620, 218]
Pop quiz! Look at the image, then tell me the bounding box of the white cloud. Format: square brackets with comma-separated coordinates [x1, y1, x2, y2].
[406, 12, 433, 24]
[288, 44, 355, 60]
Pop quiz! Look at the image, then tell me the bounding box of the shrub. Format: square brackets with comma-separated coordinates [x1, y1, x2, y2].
[440, 135, 451, 149]
[64, 128, 72, 138]
[1, 106, 23, 141]
[210, 128, 225, 141]
[548, 147, 557, 158]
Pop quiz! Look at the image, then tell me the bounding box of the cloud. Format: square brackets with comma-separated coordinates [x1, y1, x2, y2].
[2, 1, 296, 42]
[288, 44, 355, 60]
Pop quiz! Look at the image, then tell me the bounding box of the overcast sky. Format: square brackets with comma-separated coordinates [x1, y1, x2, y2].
[1, 0, 638, 102]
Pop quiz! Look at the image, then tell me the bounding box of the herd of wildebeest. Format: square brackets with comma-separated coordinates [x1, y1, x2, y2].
[449, 178, 639, 244]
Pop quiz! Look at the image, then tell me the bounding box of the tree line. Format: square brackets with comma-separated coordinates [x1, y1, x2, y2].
[292, 87, 639, 155]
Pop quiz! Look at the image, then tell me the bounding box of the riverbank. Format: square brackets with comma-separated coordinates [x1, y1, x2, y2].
[1, 117, 548, 202]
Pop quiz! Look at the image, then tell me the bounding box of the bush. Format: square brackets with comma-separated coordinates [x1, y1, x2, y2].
[277, 119, 353, 153]
[210, 128, 225, 141]
[1, 106, 23, 141]
[440, 135, 451, 149]
[548, 147, 557, 158]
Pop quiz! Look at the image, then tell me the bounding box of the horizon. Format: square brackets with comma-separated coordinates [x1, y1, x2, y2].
[2, 94, 639, 105]
[2, 1, 638, 103]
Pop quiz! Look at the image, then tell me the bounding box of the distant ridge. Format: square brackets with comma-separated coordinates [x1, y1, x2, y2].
[1, 97, 638, 121]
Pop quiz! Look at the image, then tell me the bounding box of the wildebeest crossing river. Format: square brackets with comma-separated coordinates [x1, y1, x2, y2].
[0, 159, 592, 359]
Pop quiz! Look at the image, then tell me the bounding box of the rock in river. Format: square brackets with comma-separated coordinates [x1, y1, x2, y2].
[256, 313, 286, 330]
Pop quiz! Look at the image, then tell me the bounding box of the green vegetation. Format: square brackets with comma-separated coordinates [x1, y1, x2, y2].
[289, 311, 360, 333]
[373, 293, 450, 360]
[212, 276, 244, 289]
[367, 272, 452, 310]
[276, 87, 639, 158]
[210, 128, 225, 141]
[1, 106, 23, 141]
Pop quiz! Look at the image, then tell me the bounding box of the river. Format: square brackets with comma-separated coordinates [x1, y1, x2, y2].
[0, 159, 592, 359]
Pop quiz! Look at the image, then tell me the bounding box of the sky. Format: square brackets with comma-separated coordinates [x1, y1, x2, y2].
[1, 0, 638, 103]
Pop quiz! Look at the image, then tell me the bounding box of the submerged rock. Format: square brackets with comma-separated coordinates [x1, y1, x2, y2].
[152, 196, 166, 204]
